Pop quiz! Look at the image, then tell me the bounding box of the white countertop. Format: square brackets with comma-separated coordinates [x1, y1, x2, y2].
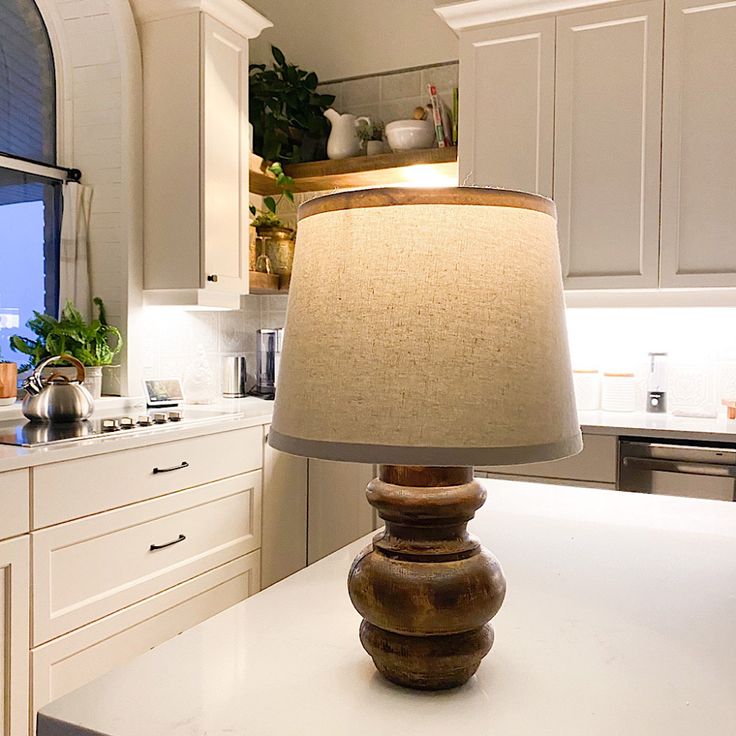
[3, 400, 736, 476]
[579, 409, 736, 442]
[0, 397, 274, 473]
[38, 479, 736, 736]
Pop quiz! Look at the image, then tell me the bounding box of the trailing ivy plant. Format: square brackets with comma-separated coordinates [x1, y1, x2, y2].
[250, 162, 296, 230]
[10, 298, 122, 372]
[249, 45, 335, 164]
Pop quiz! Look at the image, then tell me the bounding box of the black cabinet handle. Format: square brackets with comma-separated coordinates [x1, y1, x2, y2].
[207, 274, 218, 282]
[152, 461, 189, 474]
[149, 534, 186, 552]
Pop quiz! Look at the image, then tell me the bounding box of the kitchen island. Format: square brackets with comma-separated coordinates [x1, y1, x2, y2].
[38, 478, 736, 736]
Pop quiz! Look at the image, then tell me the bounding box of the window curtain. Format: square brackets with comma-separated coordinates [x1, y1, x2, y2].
[59, 181, 93, 320]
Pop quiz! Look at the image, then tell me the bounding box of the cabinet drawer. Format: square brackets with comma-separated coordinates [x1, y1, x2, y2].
[0, 469, 29, 540]
[479, 434, 617, 484]
[33, 471, 261, 645]
[33, 426, 262, 527]
[32, 551, 259, 720]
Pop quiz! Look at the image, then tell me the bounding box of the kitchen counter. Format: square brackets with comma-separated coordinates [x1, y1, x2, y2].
[0, 397, 274, 473]
[579, 409, 736, 443]
[38, 479, 736, 736]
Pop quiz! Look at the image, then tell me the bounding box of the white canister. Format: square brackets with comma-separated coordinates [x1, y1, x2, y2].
[601, 372, 637, 412]
[573, 369, 600, 411]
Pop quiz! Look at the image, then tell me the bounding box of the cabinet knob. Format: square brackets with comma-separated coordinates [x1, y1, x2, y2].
[207, 274, 218, 283]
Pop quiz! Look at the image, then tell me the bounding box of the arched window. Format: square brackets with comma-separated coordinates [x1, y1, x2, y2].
[0, 0, 56, 162]
[0, 0, 65, 369]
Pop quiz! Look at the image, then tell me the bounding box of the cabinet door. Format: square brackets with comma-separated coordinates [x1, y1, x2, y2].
[458, 18, 555, 195]
[555, 1, 663, 289]
[201, 14, 250, 294]
[0, 536, 29, 736]
[308, 460, 375, 564]
[261, 425, 308, 588]
[660, 0, 736, 287]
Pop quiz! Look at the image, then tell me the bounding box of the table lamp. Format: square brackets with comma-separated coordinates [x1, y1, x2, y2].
[269, 187, 581, 690]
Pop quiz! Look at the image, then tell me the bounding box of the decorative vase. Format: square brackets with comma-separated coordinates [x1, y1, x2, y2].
[0, 362, 17, 406]
[256, 225, 296, 276]
[324, 109, 370, 160]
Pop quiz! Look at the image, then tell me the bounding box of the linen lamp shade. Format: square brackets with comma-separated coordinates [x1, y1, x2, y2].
[269, 187, 582, 467]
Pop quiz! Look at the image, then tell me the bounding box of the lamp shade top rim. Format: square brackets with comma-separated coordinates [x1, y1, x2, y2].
[297, 186, 556, 222]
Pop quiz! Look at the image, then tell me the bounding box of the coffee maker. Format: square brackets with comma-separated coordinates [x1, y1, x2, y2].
[254, 328, 283, 399]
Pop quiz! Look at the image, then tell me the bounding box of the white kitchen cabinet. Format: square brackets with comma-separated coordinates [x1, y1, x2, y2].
[0, 536, 29, 736]
[458, 17, 555, 195]
[0, 470, 29, 541]
[554, 0, 663, 290]
[32, 552, 259, 723]
[32, 472, 261, 644]
[261, 424, 308, 588]
[308, 460, 376, 564]
[660, 0, 736, 287]
[480, 433, 618, 488]
[138, 2, 270, 307]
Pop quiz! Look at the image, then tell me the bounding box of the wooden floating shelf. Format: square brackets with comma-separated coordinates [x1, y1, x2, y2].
[249, 271, 291, 295]
[249, 147, 458, 196]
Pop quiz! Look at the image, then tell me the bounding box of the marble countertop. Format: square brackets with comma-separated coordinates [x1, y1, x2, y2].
[38, 479, 736, 736]
[0, 397, 274, 474]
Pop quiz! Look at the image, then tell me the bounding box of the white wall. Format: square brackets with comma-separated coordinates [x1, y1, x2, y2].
[246, 0, 458, 80]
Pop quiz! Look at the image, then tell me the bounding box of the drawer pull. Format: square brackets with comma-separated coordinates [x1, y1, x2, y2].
[149, 534, 186, 551]
[152, 461, 189, 474]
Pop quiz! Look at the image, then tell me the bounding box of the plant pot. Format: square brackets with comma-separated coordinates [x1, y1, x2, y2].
[365, 140, 387, 156]
[256, 225, 296, 276]
[0, 362, 18, 406]
[41, 364, 103, 399]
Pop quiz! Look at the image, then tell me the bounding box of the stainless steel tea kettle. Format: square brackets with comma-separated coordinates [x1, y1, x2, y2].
[22, 354, 94, 423]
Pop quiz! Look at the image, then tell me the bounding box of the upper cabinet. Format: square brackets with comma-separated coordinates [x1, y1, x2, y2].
[660, 0, 736, 288]
[133, 0, 271, 308]
[458, 18, 554, 196]
[441, 0, 736, 295]
[555, 1, 662, 289]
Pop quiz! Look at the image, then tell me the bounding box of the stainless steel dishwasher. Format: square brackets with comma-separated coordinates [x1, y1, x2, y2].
[619, 439, 736, 501]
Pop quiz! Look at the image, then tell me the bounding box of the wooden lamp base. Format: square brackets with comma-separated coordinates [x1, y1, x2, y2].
[347, 465, 507, 690]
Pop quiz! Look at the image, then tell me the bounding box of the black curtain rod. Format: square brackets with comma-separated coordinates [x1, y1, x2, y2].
[0, 151, 82, 182]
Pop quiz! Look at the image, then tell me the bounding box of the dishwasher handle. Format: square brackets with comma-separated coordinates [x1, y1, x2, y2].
[622, 455, 736, 478]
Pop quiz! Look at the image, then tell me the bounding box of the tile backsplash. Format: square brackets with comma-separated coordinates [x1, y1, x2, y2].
[141, 295, 288, 397]
[319, 62, 458, 129]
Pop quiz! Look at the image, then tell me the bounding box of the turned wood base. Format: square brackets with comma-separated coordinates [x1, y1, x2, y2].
[347, 465, 506, 690]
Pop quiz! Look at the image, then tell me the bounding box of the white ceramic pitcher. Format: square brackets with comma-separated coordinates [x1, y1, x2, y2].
[324, 109, 369, 160]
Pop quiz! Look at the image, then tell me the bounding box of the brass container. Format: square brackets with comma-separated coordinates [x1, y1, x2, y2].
[248, 226, 258, 271]
[0, 362, 18, 404]
[256, 226, 295, 276]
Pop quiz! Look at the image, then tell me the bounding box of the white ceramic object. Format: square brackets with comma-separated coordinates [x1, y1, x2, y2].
[601, 373, 637, 412]
[324, 109, 368, 160]
[365, 139, 386, 156]
[0, 396, 16, 406]
[83, 366, 103, 399]
[385, 119, 436, 151]
[573, 369, 600, 411]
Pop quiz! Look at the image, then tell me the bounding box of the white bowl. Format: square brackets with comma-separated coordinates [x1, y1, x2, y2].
[385, 119, 436, 151]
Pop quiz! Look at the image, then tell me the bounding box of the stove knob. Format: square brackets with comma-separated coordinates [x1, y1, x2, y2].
[168, 410, 183, 422]
[137, 415, 153, 427]
[101, 419, 120, 433]
[119, 417, 135, 429]
[153, 412, 169, 424]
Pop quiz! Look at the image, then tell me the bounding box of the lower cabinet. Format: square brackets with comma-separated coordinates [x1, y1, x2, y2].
[479, 433, 618, 487]
[0, 536, 29, 736]
[308, 459, 376, 564]
[32, 552, 260, 726]
[261, 424, 308, 588]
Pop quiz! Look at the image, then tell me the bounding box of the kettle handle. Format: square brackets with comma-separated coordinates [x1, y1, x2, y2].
[32, 354, 87, 384]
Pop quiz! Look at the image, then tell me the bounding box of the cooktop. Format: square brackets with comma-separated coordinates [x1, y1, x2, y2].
[0, 408, 234, 448]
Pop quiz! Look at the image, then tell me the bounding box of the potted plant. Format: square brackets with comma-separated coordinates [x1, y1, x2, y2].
[249, 45, 335, 164]
[250, 162, 297, 276]
[356, 119, 386, 155]
[0, 350, 17, 406]
[10, 298, 122, 399]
